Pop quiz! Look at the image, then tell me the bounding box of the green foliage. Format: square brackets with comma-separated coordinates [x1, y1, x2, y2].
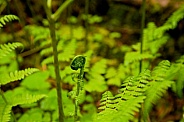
[0, 42, 23, 59]
[123, 4, 184, 69]
[95, 60, 180, 122]
[169, 55, 184, 98]
[1, 3, 184, 122]
[0, 68, 39, 86]
[143, 60, 174, 120]
[96, 69, 150, 122]
[85, 59, 108, 92]
[0, 15, 19, 28]
[0, 42, 46, 122]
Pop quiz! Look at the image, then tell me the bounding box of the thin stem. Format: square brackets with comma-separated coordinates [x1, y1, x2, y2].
[84, 0, 89, 51]
[139, 1, 146, 122]
[52, 0, 73, 21]
[139, 0, 146, 73]
[74, 67, 84, 122]
[43, 1, 64, 122]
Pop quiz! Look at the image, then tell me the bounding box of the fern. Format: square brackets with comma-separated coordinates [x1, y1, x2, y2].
[0, 94, 46, 122]
[0, 68, 39, 85]
[85, 59, 107, 92]
[124, 52, 153, 66]
[41, 39, 77, 64]
[124, 5, 184, 67]
[169, 55, 184, 98]
[0, 42, 23, 59]
[96, 70, 150, 122]
[0, 15, 19, 28]
[143, 60, 174, 120]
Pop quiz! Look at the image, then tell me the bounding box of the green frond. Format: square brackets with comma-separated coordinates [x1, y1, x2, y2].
[0, 68, 39, 85]
[85, 59, 107, 92]
[0, 15, 19, 28]
[97, 70, 150, 122]
[0, 103, 12, 122]
[164, 5, 184, 30]
[116, 96, 146, 121]
[98, 91, 115, 110]
[143, 60, 174, 120]
[58, 39, 77, 62]
[151, 60, 171, 81]
[0, 42, 23, 59]
[41, 39, 77, 64]
[169, 56, 184, 98]
[10, 94, 46, 106]
[124, 52, 153, 65]
[143, 80, 173, 120]
[24, 25, 50, 43]
[0, 94, 46, 122]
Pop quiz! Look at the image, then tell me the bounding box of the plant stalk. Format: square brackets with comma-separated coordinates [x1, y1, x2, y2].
[84, 0, 89, 51]
[74, 67, 84, 122]
[139, 0, 146, 73]
[139, 0, 146, 122]
[43, 1, 65, 122]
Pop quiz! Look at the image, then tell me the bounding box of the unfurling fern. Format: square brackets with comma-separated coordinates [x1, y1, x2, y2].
[0, 15, 19, 28]
[0, 42, 23, 59]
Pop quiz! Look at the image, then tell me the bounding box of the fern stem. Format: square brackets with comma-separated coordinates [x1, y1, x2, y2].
[139, 0, 146, 73]
[43, 1, 65, 122]
[139, 0, 146, 122]
[84, 0, 89, 51]
[74, 67, 84, 122]
[52, 0, 73, 21]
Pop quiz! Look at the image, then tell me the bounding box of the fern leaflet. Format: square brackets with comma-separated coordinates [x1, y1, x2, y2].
[0, 15, 19, 28]
[0, 68, 39, 85]
[0, 42, 23, 59]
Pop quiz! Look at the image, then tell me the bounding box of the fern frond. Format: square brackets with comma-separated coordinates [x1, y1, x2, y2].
[85, 59, 107, 92]
[0, 94, 45, 122]
[97, 70, 150, 122]
[98, 91, 115, 110]
[124, 52, 153, 65]
[58, 39, 77, 62]
[168, 56, 184, 98]
[0, 15, 19, 28]
[10, 94, 46, 106]
[143, 60, 174, 120]
[153, 5, 184, 39]
[0, 103, 12, 122]
[41, 39, 77, 64]
[0, 42, 23, 59]
[0, 68, 39, 85]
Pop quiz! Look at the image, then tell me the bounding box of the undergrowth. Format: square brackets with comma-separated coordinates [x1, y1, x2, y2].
[0, 2, 184, 122]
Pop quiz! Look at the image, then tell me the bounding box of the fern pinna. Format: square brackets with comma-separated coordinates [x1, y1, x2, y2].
[0, 42, 46, 122]
[96, 60, 175, 122]
[0, 15, 19, 28]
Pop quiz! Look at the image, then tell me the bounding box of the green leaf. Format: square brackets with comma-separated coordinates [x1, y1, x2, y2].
[21, 71, 50, 90]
